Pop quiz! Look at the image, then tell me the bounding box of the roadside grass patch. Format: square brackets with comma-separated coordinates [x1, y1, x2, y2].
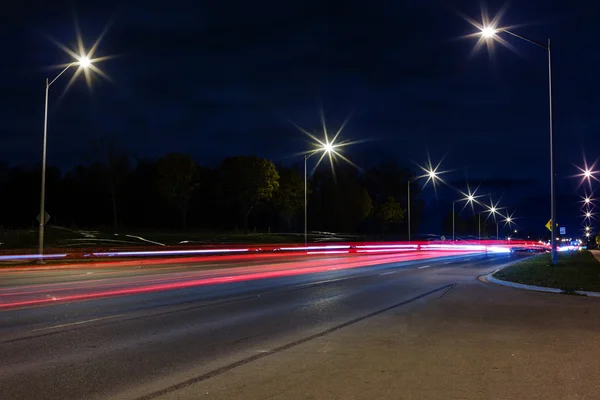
[493, 251, 600, 292]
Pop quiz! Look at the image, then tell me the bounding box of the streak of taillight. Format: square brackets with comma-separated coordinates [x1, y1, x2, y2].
[0, 250, 476, 309]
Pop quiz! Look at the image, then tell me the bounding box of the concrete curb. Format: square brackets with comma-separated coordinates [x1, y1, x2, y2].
[485, 266, 600, 298]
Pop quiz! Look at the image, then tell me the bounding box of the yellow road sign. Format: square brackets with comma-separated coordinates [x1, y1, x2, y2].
[545, 219, 558, 232]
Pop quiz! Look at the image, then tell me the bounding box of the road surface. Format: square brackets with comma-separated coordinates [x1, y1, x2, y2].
[2, 251, 599, 399]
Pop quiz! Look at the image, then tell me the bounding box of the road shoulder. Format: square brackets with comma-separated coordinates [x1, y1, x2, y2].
[132, 278, 600, 400]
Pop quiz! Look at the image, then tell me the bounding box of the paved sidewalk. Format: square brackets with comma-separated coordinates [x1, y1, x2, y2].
[144, 278, 600, 400]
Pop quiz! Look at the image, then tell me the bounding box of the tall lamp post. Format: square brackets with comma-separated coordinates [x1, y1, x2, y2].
[478, 26, 557, 264]
[304, 143, 333, 246]
[503, 216, 514, 240]
[407, 169, 439, 242]
[477, 206, 503, 240]
[452, 194, 476, 242]
[38, 56, 92, 259]
[489, 206, 500, 239]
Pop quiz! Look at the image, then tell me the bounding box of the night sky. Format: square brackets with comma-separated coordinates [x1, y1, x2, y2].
[1, 0, 599, 236]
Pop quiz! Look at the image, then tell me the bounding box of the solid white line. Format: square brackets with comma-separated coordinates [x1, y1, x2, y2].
[379, 271, 396, 276]
[418, 265, 431, 269]
[31, 314, 125, 332]
[293, 277, 351, 288]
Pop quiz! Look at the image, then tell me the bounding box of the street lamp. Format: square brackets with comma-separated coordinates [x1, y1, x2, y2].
[38, 55, 93, 258]
[407, 163, 444, 242]
[452, 193, 477, 242]
[490, 207, 501, 239]
[304, 144, 333, 246]
[295, 113, 359, 246]
[477, 203, 504, 240]
[503, 216, 516, 240]
[475, 23, 558, 264]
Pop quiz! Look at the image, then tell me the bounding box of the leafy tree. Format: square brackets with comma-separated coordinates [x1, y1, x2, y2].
[219, 155, 279, 232]
[376, 196, 405, 233]
[273, 167, 305, 231]
[156, 153, 199, 228]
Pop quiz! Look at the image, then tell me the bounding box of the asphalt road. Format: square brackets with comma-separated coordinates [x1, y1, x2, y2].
[0, 251, 526, 399]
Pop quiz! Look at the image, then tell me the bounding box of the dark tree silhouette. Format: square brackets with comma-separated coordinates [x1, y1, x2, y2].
[272, 167, 305, 231]
[156, 153, 199, 229]
[218, 156, 279, 232]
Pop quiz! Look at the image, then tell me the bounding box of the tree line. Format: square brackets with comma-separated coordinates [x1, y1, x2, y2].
[0, 150, 426, 236]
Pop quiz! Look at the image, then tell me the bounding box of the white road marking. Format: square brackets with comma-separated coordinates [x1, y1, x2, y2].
[418, 265, 431, 269]
[379, 271, 396, 276]
[293, 277, 351, 289]
[31, 314, 125, 332]
[443, 262, 452, 264]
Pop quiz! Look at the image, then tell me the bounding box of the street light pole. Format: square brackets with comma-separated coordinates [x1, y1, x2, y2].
[547, 38, 557, 264]
[452, 200, 455, 242]
[38, 63, 76, 259]
[303, 146, 334, 247]
[38, 79, 50, 258]
[407, 180, 411, 242]
[407, 168, 440, 243]
[480, 27, 557, 264]
[304, 154, 308, 247]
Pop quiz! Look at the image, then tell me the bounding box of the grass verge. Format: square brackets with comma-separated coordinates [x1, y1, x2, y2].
[493, 250, 600, 292]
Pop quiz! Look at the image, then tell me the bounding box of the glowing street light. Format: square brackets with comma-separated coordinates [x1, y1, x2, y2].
[407, 159, 448, 242]
[451, 188, 482, 242]
[489, 207, 502, 239]
[38, 46, 102, 259]
[574, 160, 599, 188]
[467, 12, 558, 264]
[78, 56, 91, 68]
[35, 17, 115, 260]
[481, 27, 497, 38]
[294, 111, 359, 246]
[478, 200, 506, 240]
[585, 226, 591, 232]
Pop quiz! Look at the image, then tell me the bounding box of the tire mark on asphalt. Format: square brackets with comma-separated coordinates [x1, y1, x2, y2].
[437, 282, 458, 299]
[134, 283, 454, 400]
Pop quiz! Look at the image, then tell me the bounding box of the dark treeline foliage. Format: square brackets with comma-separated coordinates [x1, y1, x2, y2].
[0, 153, 425, 236]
